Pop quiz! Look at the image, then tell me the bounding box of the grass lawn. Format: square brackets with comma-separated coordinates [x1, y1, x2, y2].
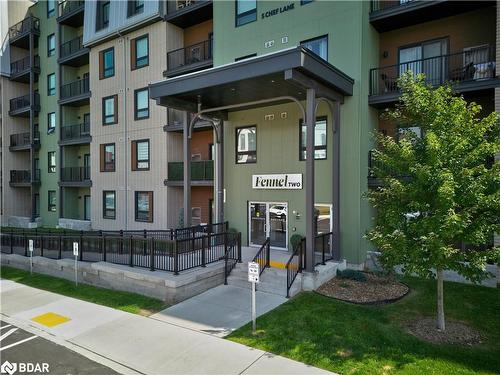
[1, 266, 166, 315]
[228, 277, 500, 375]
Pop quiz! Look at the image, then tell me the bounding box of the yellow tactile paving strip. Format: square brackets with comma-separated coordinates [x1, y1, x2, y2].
[31, 312, 71, 327]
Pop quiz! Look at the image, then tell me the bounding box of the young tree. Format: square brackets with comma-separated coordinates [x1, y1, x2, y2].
[366, 73, 499, 331]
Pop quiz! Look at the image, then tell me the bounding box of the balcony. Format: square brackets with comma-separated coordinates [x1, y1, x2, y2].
[57, 0, 85, 26]
[164, 108, 213, 132]
[58, 36, 89, 67]
[10, 169, 41, 187]
[9, 93, 40, 117]
[166, 39, 213, 77]
[165, 0, 213, 28]
[59, 76, 90, 106]
[9, 16, 40, 49]
[165, 160, 214, 186]
[9, 131, 40, 151]
[10, 56, 40, 83]
[369, 46, 500, 107]
[368, 150, 410, 188]
[60, 167, 92, 187]
[370, 0, 493, 32]
[59, 122, 91, 146]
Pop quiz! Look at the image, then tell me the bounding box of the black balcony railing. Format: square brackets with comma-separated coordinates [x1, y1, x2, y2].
[60, 167, 91, 183]
[60, 36, 85, 59]
[10, 132, 40, 148]
[370, 0, 416, 13]
[167, 39, 213, 72]
[10, 169, 40, 184]
[9, 93, 40, 112]
[370, 46, 495, 96]
[167, 0, 207, 14]
[60, 76, 90, 100]
[10, 56, 40, 75]
[61, 122, 90, 142]
[9, 16, 40, 40]
[58, 0, 85, 17]
[168, 160, 214, 181]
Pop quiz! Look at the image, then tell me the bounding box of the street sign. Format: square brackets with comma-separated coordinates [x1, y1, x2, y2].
[73, 242, 79, 256]
[28, 239, 34, 252]
[248, 262, 260, 283]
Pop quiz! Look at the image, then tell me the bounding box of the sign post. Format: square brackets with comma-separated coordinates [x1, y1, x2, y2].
[28, 239, 34, 275]
[73, 242, 79, 286]
[248, 261, 260, 334]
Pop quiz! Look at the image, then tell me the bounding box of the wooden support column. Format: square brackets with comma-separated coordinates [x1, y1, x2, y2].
[183, 118, 192, 227]
[305, 88, 316, 272]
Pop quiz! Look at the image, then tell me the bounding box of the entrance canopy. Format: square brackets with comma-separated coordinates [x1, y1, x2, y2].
[149, 46, 354, 112]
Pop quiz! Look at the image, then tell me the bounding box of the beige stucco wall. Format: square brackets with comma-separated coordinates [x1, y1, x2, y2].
[89, 20, 183, 230]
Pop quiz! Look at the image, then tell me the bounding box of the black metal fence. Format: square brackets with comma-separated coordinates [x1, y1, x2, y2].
[60, 76, 90, 100]
[10, 132, 40, 148]
[167, 39, 212, 72]
[60, 36, 85, 59]
[1, 225, 241, 275]
[61, 122, 90, 142]
[11, 55, 40, 75]
[286, 239, 304, 298]
[369, 46, 495, 96]
[9, 169, 40, 184]
[10, 93, 39, 112]
[60, 167, 91, 182]
[168, 160, 214, 181]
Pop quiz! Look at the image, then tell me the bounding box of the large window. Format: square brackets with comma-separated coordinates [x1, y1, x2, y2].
[236, 126, 257, 164]
[236, 0, 257, 27]
[299, 117, 327, 160]
[135, 191, 153, 222]
[48, 191, 56, 212]
[103, 191, 116, 219]
[127, 0, 144, 17]
[48, 151, 56, 173]
[398, 38, 448, 84]
[131, 35, 149, 70]
[47, 0, 55, 17]
[47, 73, 56, 96]
[134, 88, 149, 120]
[96, 1, 110, 30]
[100, 143, 115, 172]
[47, 112, 56, 134]
[100, 47, 114, 79]
[301, 35, 328, 61]
[132, 139, 150, 170]
[102, 95, 117, 125]
[47, 34, 55, 57]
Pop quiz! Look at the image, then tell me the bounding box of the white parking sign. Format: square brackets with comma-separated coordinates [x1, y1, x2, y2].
[248, 262, 260, 283]
[28, 239, 34, 252]
[73, 242, 79, 256]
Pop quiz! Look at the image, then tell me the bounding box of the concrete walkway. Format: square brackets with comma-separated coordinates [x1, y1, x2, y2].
[0, 279, 334, 375]
[152, 285, 287, 336]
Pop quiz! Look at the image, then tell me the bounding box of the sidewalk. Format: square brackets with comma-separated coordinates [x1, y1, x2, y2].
[0, 279, 334, 375]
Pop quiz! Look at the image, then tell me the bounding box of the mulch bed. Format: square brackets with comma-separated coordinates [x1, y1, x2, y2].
[316, 272, 409, 304]
[405, 317, 482, 346]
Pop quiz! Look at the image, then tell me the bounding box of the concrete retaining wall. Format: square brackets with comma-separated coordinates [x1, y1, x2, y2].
[6, 216, 42, 228]
[365, 251, 498, 288]
[58, 218, 92, 231]
[1, 254, 226, 304]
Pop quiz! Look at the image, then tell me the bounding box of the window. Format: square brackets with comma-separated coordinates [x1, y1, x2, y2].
[236, 126, 257, 164]
[192, 207, 201, 226]
[99, 48, 114, 79]
[134, 88, 149, 120]
[131, 35, 149, 70]
[48, 151, 56, 173]
[236, 0, 257, 27]
[48, 191, 56, 212]
[96, 1, 110, 31]
[398, 38, 448, 84]
[301, 35, 328, 61]
[103, 191, 116, 219]
[102, 95, 117, 125]
[135, 191, 153, 222]
[132, 139, 150, 170]
[100, 143, 115, 172]
[47, 0, 55, 17]
[127, 0, 144, 17]
[299, 117, 327, 160]
[47, 112, 56, 134]
[47, 34, 55, 57]
[47, 73, 56, 96]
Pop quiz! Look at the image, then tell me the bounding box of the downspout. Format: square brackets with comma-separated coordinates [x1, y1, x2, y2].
[119, 31, 128, 230]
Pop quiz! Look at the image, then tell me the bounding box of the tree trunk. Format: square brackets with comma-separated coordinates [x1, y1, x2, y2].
[436, 269, 445, 331]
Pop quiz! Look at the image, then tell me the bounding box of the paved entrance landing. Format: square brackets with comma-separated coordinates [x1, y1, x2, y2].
[151, 285, 287, 337]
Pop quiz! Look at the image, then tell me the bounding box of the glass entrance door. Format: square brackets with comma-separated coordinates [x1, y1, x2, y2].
[249, 202, 288, 249]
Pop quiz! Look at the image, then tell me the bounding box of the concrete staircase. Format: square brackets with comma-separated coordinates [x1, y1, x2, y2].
[226, 262, 302, 298]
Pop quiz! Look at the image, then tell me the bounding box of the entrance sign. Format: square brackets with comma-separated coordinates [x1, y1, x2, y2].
[248, 262, 260, 283]
[252, 174, 302, 190]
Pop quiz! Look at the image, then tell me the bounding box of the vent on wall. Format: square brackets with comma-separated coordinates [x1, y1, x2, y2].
[264, 40, 275, 49]
[264, 114, 275, 121]
[281, 36, 288, 44]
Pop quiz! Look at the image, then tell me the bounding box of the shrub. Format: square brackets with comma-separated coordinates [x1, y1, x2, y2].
[290, 234, 303, 252]
[337, 269, 367, 282]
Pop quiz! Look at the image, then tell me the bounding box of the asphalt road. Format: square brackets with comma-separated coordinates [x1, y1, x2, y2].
[0, 320, 120, 375]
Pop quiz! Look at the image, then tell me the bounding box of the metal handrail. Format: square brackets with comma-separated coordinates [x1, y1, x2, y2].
[61, 122, 90, 141]
[60, 76, 90, 99]
[286, 238, 304, 298]
[10, 55, 40, 74]
[252, 237, 270, 277]
[9, 16, 40, 39]
[60, 36, 85, 59]
[10, 131, 40, 147]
